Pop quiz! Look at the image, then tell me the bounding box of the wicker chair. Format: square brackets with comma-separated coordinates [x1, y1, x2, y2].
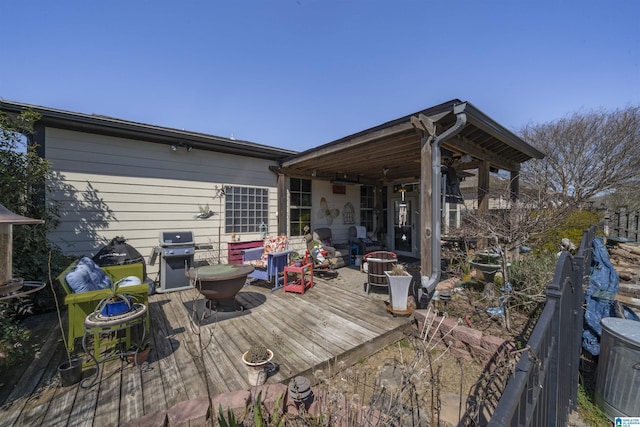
[363, 251, 397, 294]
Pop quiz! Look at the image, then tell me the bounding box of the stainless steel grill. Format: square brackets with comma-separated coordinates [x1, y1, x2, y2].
[153, 231, 195, 293]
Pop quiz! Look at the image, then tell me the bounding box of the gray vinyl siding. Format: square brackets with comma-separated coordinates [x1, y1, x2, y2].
[44, 128, 279, 277]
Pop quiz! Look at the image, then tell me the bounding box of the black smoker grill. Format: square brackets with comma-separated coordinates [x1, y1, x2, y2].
[153, 231, 195, 293]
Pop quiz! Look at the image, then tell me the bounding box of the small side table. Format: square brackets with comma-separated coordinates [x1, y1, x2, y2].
[349, 244, 360, 265]
[82, 303, 148, 388]
[284, 263, 313, 294]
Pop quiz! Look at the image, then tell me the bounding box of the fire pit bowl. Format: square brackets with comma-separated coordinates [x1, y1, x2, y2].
[186, 264, 254, 303]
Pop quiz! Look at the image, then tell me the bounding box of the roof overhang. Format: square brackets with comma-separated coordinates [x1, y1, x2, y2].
[280, 99, 545, 185]
[0, 100, 296, 161]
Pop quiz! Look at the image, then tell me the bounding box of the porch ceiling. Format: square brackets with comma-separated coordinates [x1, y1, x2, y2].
[280, 100, 544, 185]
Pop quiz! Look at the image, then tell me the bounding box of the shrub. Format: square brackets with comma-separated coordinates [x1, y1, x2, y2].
[508, 252, 557, 315]
[0, 317, 30, 370]
[536, 209, 603, 253]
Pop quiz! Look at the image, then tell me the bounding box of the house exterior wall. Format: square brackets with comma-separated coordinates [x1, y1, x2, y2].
[44, 127, 279, 277]
[309, 180, 361, 245]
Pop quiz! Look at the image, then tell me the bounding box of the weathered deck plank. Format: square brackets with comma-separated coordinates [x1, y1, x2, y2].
[91, 361, 123, 427]
[66, 374, 100, 427]
[2, 266, 411, 426]
[119, 364, 145, 425]
[141, 302, 170, 414]
[41, 382, 79, 427]
[4, 334, 63, 427]
[160, 289, 210, 401]
[147, 293, 198, 407]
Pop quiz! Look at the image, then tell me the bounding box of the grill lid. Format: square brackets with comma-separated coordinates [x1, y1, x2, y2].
[160, 231, 195, 246]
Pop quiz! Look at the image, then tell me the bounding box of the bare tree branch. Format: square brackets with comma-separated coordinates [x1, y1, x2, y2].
[519, 106, 640, 205]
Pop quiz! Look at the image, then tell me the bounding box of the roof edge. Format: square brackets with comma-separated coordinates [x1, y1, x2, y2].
[461, 102, 545, 159]
[0, 100, 297, 160]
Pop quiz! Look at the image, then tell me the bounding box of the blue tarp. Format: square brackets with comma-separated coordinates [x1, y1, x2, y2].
[582, 237, 639, 356]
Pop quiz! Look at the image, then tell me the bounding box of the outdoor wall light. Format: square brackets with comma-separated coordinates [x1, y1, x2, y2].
[170, 143, 193, 152]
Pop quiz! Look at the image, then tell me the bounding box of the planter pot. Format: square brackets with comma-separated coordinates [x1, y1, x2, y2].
[101, 298, 132, 316]
[384, 272, 413, 311]
[242, 349, 274, 386]
[127, 347, 151, 365]
[58, 357, 83, 387]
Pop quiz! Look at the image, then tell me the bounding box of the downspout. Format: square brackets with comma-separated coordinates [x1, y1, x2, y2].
[421, 103, 467, 294]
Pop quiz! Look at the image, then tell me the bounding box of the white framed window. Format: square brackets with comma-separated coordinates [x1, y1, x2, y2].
[290, 178, 312, 236]
[360, 186, 375, 232]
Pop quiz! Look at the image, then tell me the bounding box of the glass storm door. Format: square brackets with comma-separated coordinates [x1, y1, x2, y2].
[392, 196, 419, 257]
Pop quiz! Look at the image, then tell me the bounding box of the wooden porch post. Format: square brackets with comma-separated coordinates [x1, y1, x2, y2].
[510, 170, 520, 201]
[277, 172, 287, 236]
[477, 160, 490, 249]
[420, 134, 433, 278]
[478, 160, 490, 214]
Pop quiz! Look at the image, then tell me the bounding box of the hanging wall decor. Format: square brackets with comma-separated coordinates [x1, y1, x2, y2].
[343, 202, 354, 224]
[318, 197, 340, 225]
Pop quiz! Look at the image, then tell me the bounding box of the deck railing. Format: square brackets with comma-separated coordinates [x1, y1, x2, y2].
[488, 226, 596, 426]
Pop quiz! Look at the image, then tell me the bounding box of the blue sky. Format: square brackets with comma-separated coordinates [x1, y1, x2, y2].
[1, 1, 638, 151]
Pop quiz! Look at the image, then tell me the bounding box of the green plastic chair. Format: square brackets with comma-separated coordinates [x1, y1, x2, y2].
[56, 261, 150, 353]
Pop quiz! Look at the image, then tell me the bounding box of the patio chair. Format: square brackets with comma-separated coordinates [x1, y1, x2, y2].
[363, 250, 397, 294]
[57, 259, 150, 353]
[312, 227, 349, 268]
[303, 227, 339, 278]
[348, 225, 382, 254]
[242, 235, 292, 290]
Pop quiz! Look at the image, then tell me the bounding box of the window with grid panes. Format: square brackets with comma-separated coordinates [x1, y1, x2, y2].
[225, 186, 269, 233]
[290, 178, 312, 236]
[360, 186, 375, 232]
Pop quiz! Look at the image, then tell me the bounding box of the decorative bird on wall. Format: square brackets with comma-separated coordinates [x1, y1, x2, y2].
[194, 204, 215, 220]
[318, 197, 340, 225]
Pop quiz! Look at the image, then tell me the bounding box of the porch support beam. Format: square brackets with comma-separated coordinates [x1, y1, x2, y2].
[445, 135, 520, 172]
[277, 172, 287, 236]
[420, 134, 434, 278]
[270, 166, 288, 236]
[510, 170, 520, 201]
[478, 160, 490, 213]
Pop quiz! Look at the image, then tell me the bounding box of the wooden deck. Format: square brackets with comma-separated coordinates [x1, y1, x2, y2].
[2, 266, 411, 426]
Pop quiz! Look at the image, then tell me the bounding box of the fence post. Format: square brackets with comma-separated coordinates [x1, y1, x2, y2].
[546, 252, 576, 426]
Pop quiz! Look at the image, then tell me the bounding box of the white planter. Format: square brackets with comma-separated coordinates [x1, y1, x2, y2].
[242, 349, 274, 386]
[384, 272, 413, 311]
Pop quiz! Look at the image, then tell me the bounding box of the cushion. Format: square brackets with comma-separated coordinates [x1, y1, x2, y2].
[65, 257, 112, 293]
[115, 276, 142, 287]
[248, 236, 288, 269]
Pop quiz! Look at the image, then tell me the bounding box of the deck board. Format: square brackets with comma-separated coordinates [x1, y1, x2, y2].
[92, 361, 122, 427]
[66, 377, 99, 427]
[2, 266, 411, 426]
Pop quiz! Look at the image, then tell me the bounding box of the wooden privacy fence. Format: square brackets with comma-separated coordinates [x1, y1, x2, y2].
[606, 208, 639, 242]
[488, 226, 596, 426]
